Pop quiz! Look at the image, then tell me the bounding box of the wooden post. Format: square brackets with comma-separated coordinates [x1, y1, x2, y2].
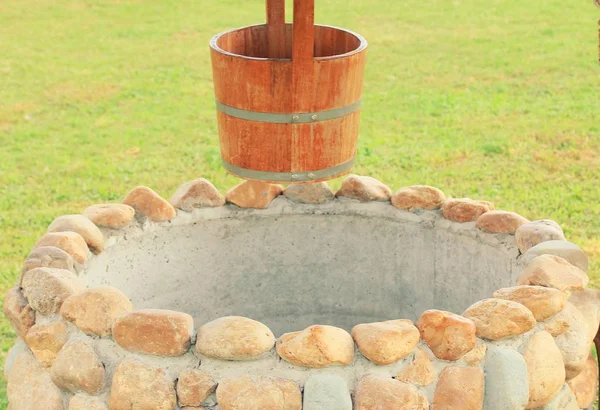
[292, 0, 315, 113]
[266, 0, 286, 58]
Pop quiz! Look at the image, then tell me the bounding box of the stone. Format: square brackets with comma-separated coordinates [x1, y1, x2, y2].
[21, 267, 84, 315]
[568, 288, 600, 345]
[391, 185, 446, 210]
[462, 343, 487, 366]
[432, 366, 484, 410]
[170, 178, 225, 211]
[60, 286, 133, 336]
[476, 210, 530, 234]
[47, 214, 105, 254]
[84, 204, 135, 229]
[123, 186, 176, 222]
[303, 374, 352, 410]
[396, 347, 436, 386]
[520, 331, 565, 408]
[543, 314, 570, 336]
[109, 358, 176, 410]
[351, 319, 420, 365]
[35, 231, 89, 264]
[216, 375, 301, 410]
[535, 384, 579, 410]
[416, 309, 476, 360]
[3, 287, 35, 339]
[23, 246, 74, 275]
[463, 298, 536, 340]
[354, 375, 429, 410]
[51, 339, 105, 395]
[25, 322, 68, 367]
[113, 309, 193, 356]
[7, 351, 64, 410]
[283, 182, 334, 204]
[335, 175, 392, 202]
[195, 316, 275, 360]
[483, 347, 529, 410]
[493, 285, 567, 321]
[176, 369, 217, 407]
[517, 254, 589, 292]
[226, 180, 283, 209]
[515, 219, 566, 254]
[441, 198, 495, 223]
[69, 394, 108, 410]
[567, 355, 598, 409]
[523, 240, 588, 272]
[553, 303, 590, 380]
[276, 325, 354, 368]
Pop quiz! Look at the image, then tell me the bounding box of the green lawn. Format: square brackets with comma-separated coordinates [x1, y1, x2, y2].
[1, 0, 599, 407]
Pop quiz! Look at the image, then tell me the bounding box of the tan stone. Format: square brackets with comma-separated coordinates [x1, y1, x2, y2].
[170, 178, 225, 211]
[554, 303, 591, 380]
[69, 394, 108, 410]
[21, 267, 84, 315]
[25, 322, 67, 367]
[35, 231, 89, 264]
[84, 204, 135, 229]
[441, 198, 495, 223]
[493, 285, 567, 321]
[515, 219, 566, 253]
[476, 210, 529, 234]
[283, 182, 334, 204]
[520, 331, 565, 408]
[7, 351, 64, 410]
[569, 288, 600, 345]
[462, 343, 487, 366]
[109, 359, 176, 410]
[113, 309, 193, 356]
[123, 186, 176, 222]
[195, 316, 275, 360]
[216, 375, 301, 410]
[335, 175, 392, 202]
[352, 319, 420, 365]
[3, 287, 35, 339]
[432, 366, 484, 410]
[51, 339, 105, 394]
[276, 325, 354, 368]
[391, 185, 446, 210]
[23, 246, 74, 275]
[60, 286, 133, 336]
[543, 314, 570, 336]
[463, 298, 536, 340]
[354, 375, 429, 410]
[226, 180, 283, 209]
[48, 214, 105, 254]
[517, 254, 589, 292]
[567, 355, 598, 409]
[416, 309, 476, 360]
[177, 369, 216, 407]
[396, 347, 436, 386]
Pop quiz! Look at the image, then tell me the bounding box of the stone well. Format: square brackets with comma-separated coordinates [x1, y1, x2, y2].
[3, 175, 599, 410]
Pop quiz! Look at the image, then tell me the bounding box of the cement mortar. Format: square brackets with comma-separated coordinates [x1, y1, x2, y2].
[83, 198, 523, 336]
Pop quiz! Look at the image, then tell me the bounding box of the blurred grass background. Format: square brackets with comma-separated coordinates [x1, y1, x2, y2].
[1, 0, 599, 407]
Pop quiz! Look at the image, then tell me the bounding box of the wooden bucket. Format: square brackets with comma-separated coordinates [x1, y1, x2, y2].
[210, 0, 367, 183]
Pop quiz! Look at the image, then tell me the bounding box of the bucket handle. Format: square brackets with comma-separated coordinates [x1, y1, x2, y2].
[266, 0, 315, 61]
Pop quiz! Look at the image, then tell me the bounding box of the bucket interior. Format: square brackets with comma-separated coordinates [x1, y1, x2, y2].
[213, 24, 365, 59]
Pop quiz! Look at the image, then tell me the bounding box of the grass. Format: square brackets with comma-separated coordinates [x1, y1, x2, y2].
[0, 0, 599, 407]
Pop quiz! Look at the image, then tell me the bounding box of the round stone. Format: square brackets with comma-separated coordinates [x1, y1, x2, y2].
[283, 182, 335, 204]
[303, 374, 352, 410]
[170, 178, 225, 211]
[351, 319, 420, 365]
[7, 351, 63, 410]
[483, 347, 529, 410]
[335, 175, 392, 202]
[417, 309, 477, 360]
[515, 219, 565, 254]
[553, 303, 591, 380]
[176, 369, 217, 407]
[493, 285, 567, 321]
[463, 298, 536, 340]
[3, 287, 35, 339]
[195, 316, 275, 360]
[21, 267, 84, 315]
[35, 231, 89, 264]
[226, 180, 283, 209]
[476, 210, 529, 234]
[396, 347, 436, 386]
[441, 198, 495, 223]
[216, 375, 301, 410]
[50, 339, 105, 395]
[517, 254, 589, 292]
[354, 375, 429, 410]
[391, 185, 446, 211]
[23, 246, 74, 275]
[25, 322, 67, 367]
[69, 394, 108, 410]
[47, 214, 105, 254]
[84, 204, 135, 229]
[523, 240, 588, 272]
[567, 355, 598, 409]
[123, 186, 176, 222]
[432, 366, 484, 410]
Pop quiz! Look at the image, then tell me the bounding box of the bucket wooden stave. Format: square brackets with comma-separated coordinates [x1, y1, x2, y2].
[210, 0, 367, 183]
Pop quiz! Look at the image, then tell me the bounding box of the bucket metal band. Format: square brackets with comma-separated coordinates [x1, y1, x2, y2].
[222, 157, 355, 182]
[216, 100, 361, 124]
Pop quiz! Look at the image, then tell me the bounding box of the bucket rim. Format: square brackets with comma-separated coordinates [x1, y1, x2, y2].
[209, 23, 368, 62]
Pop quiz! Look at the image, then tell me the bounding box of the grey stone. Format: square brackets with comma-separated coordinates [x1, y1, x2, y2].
[484, 347, 529, 410]
[523, 240, 588, 272]
[303, 374, 352, 410]
[283, 182, 334, 204]
[534, 384, 579, 410]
